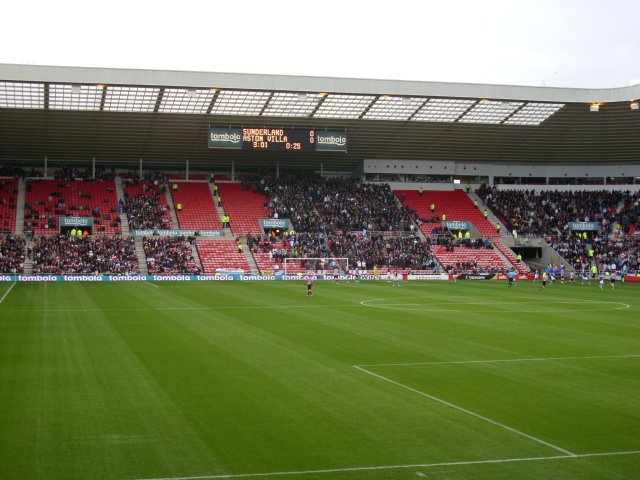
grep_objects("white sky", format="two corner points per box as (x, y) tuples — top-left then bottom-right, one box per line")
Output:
(2, 0), (639, 88)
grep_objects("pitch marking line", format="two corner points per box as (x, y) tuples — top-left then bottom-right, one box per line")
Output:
(9, 307), (212, 313)
(359, 353), (640, 368)
(0, 281), (16, 305)
(144, 281), (160, 288)
(353, 365), (575, 456)
(359, 298), (630, 312)
(128, 450), (640, 480)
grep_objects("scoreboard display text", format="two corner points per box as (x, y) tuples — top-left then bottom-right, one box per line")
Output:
(208, 127), (347, 152)
(243, 128), (315, 151)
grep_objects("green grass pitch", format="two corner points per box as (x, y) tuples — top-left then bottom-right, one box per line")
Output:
(0, 279), (639, 480)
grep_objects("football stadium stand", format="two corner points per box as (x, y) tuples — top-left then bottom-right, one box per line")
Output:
(397, 189), (499, 238)
(0, 178), (18, 233)
(430, 244), (511, 272)
(216, 183), (266, 235)
(124, 181), (173, 230)
(195, 239), (250, 274)
(24, 179), (120, 235)
(494, 240), (528, 273)
(0, 234), (25, 273)
(143, 236), (200, 274)
(169, 182), (222, 231)
(31, 235), (138, 274)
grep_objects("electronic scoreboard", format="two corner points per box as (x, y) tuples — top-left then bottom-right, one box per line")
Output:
(243, 128), (315, 151)
(208, 127), (347, 152)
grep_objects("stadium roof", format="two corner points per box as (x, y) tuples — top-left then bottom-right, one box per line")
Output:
(1, 64), (639, 172)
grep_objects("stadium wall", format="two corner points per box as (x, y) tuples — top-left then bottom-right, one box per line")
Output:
(364, 160), (640, 182)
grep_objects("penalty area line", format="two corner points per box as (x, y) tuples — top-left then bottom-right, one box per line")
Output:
(127, 450), (640, 480)
(354, 365), (575, 456)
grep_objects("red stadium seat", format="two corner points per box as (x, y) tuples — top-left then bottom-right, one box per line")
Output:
(195, 239), (250, 274)
(0, 178), (18, 233)
(217, 183), (267, 235)
(170, 182), (222, 230)
(24, 179), (120, 235)
(397, 189), (499, 238)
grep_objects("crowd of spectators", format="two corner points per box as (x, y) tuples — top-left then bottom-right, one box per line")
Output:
(327, 235), (436, 270)
(247, 229), (436, 271)
(54, 167), (116, 181)
(255, 175), (415, 235)
(313, 178), (413, 233)
(247, 232), (331, 263)
(246, 174), (435, 270)
(0, 165), (26, 177)
(0, 179), (18, 232)
(124, 183), (171, 230)
(0, 235), (25, 273)
(479, 186), (640, 271)
(547, 233), (639, 273)
(143, 236), (201, 274)
(32, 235), (139, 274)
(433, 235), (492, 251)
(479, 187), (639, 236)
(257, 174), (325, 232)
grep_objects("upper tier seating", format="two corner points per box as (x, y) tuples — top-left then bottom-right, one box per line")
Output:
(124, 181), (173, 230)
(167, 174), (209, 181)
(24, 179), (120, 235)
(0, 178), (18, 233)
(170, 182), (222, 230)
(430, 245), (510, 272)
(217, 183), (266, 235)
(397, 189), (499, 238)
(315, 179), (413, 233)
(195, 239), (250, 274)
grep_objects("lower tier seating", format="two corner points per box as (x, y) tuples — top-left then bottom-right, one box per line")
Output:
(430, 245), (511, 272)
(494, 240), (527, 273)
(195, 239), (250, 274)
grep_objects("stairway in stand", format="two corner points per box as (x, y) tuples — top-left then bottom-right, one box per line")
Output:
(494, 240), (528, 273)
(134, 237), (148, 275)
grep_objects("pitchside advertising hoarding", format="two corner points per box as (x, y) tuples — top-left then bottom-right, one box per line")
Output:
(2, 274), (638, 282)
(132, 229), (225, 237)
(208, 127), (347, 152)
